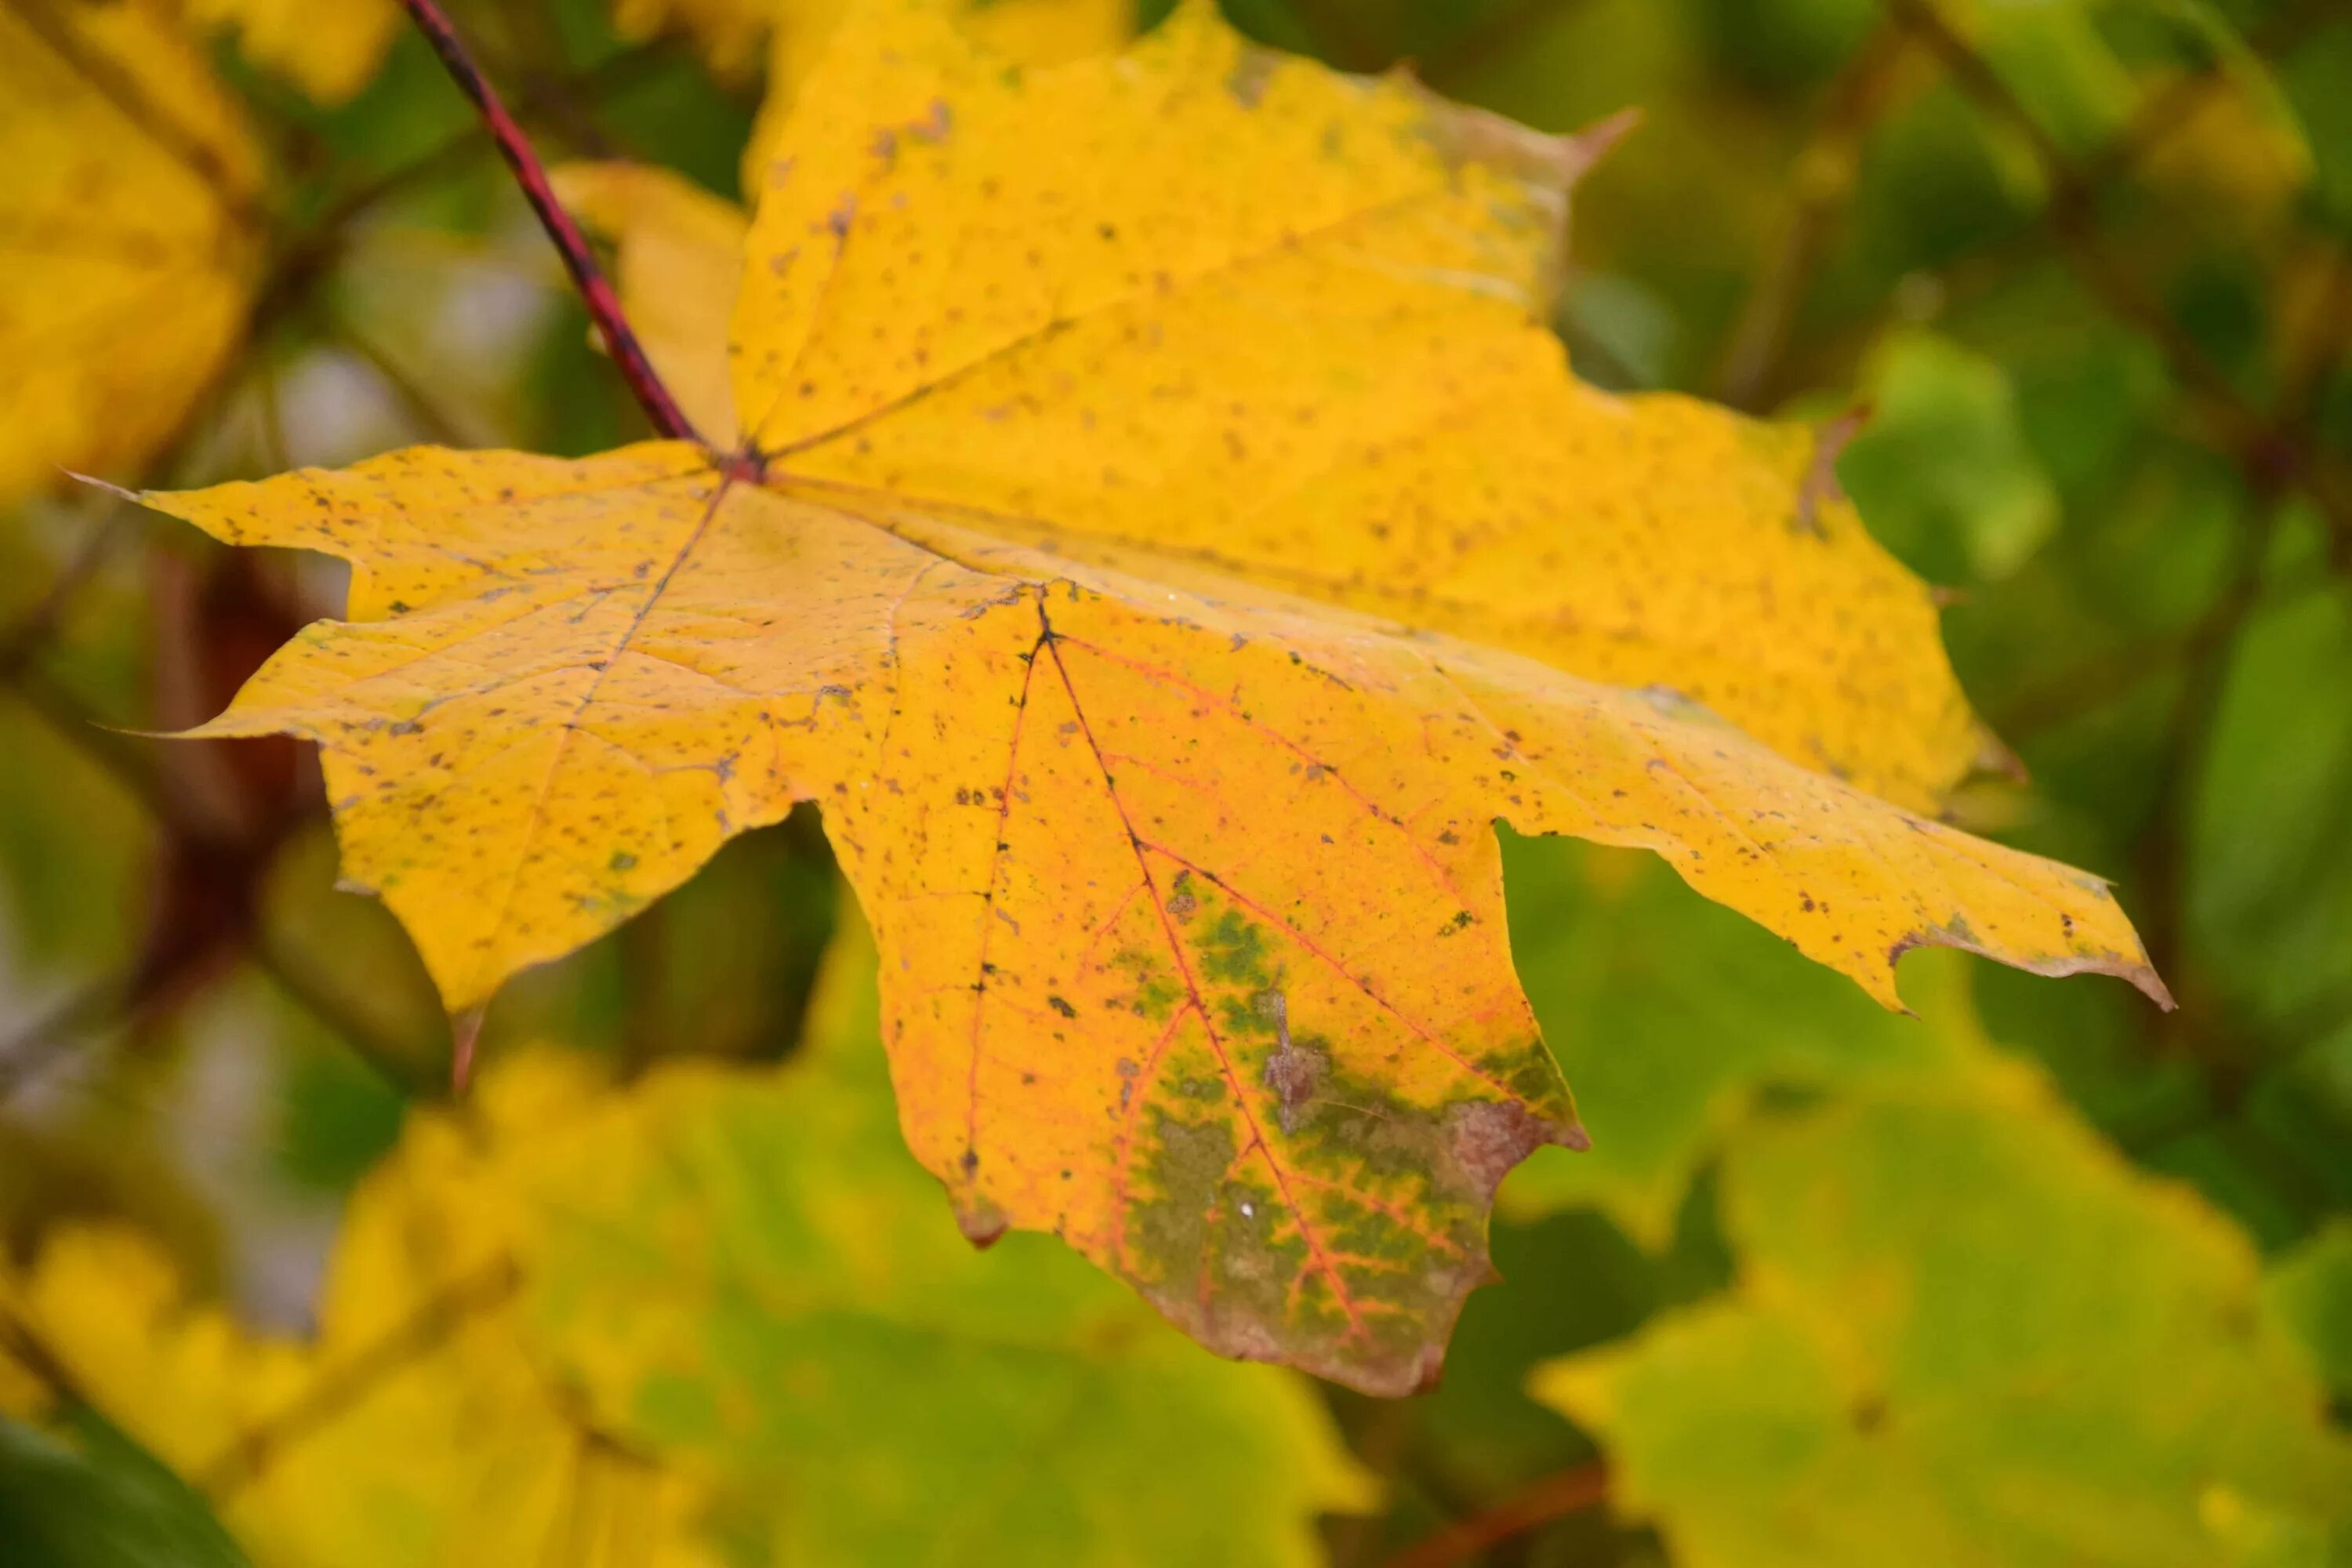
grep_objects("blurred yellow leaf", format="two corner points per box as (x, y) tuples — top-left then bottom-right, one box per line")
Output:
(136, 1), (2163, 1392)
(612, 0), (1131, 87)
(557, 162), (752, 445)
(611, 0), (779, 77)
(183, 0), (401, 103)
(2138, 67), (2315, 234)
(0, 0), (266, 503)
(0, 911), (1369, 1565)
(0, 1120), (717, 1568)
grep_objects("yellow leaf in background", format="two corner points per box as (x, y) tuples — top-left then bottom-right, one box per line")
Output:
(515, 909), (1372, 1564)
(139, 2), (2165, 1392)
(2136, 67), (2314, 233)
(556, 162), (752, 445)
(0, 0), (265, 505)
(612, 0), (780, 77)
(0, 914), (1368, 1565)
(183, 0), (401, 104)
(0, 1103), (723, 1568)
(612, 0), (1131, 93)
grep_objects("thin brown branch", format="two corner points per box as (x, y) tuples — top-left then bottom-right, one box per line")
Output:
(310, 41), (676, 239)
(326, 313), (478, 448)
(1716, 23), (1911, 408)
(394, 0), (702, 445)
(0, 1302), (91, 1412)
(0, 971), (135, 1105)
(1384, 1461), (1610, 1568)
(1884, 0), (2352, 544)
(2, 666), (432, 1098)
(197, 1255), (521, 1498)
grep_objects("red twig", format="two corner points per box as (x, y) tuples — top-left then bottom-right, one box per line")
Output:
(1385, 1461), (1610, 1568)
(395, 0), (702, 445)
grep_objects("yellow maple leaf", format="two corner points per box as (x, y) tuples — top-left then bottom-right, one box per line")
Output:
(182, 0), (402, 103)
(136, 1), (2165, 1392)
(744, 0), (1135, 190)
(0, 0), (266, 505)
(615, 0), (1130, 83)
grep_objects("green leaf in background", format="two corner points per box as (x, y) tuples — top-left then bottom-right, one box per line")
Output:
(0, 1412), (250, 1568)
(1966, 0), (2136, 162)
(2193, 586), (2352, 1029)
(1534, 1067), (2352, 1568)
(1494, 834), (1976, 1247)
(0, 902), (1370, 1568)
(1838, 328), (2063, 583)
(2268, 1221), (2352, 1405)
(2278, 16), (2352, 231)
(518, 909), (1372, 1566)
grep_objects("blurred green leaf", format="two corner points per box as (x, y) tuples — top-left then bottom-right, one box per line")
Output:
(2192, 587), (2352, 1027)
(0, 1412), (249, 1568)
(2278, 19), (2352, 230)
(1537, 1068), (2352, 1568)
(1495, 836), (1974, 1247)
(2, 908), (1372, 1567)
(2267, 1221), (2352, 1403)
(1969, 0), (2136, 160)
(520, 909), (1373, 1565)
(1840, 327), (2063, 582)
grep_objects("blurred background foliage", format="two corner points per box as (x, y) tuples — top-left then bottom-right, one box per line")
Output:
(1, 0), (2348, 1563)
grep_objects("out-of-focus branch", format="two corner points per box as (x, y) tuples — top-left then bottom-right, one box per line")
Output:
(0, 510), (132, 677)
(2077, 0), (2337, 194)
(309, 40), (677, 238)
(325, 313), (478, 448)
(197, 1255), (521, 1498)
(1884, 0), (2352, 550)
(0, 667), (432, 1098)
(395, 0), (702, 444)
(1384, 1461), (1610, 1568)
(0, 1303), (90, 1410)
(1717, 22), (1912, 409)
